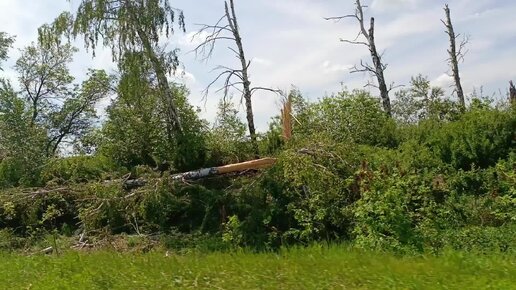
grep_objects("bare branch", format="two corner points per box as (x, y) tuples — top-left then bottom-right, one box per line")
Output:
(324, 15), (359, 22)
(340, 39), (368, 46)
(388, 83), (404, 92)
(250, 86), (282, 96)
(350, 60), (376, 75)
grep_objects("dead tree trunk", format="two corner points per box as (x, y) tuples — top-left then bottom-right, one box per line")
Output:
(510, 81), (516, 105)
(367, 17), (391, 116)
(171, 157), (276, 181)
(443, 4), (466, 111)
(326, 0), (392, 116)
(119, 158), (277, 188)
(193, 0), (281, 158)
(224, 0), (259, 157)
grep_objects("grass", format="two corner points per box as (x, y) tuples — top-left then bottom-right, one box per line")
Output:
(0, 246), (515, 289)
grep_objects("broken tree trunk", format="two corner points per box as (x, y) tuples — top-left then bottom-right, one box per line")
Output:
(367, 17), (391, 116)
(281, 94), (292, 141)
(115, 158), (276, 190)
(171, 157), (277, 181)
(510, 80), (516, 105)
(443, 4), (466, 111)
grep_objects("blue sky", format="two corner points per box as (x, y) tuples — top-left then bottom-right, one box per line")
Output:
(1, 0), (515, 131)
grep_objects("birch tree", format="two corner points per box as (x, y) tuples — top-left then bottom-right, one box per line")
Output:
(40, 0), (186, 137)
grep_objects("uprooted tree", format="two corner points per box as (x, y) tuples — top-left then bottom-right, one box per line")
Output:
(443, 4), (467, 111)
(39, 0), (186, 140)
(326, 0), (393, 116)
(193, 0), (279, 157)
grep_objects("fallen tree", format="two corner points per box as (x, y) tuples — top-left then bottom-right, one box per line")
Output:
(171, 157), (277, 181)
(121, 157), (277, 190)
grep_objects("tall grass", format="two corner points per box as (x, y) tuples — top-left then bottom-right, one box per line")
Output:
(1, 245), (515, 289)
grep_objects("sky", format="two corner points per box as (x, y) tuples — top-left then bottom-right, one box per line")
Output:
(0, 0), (515, 131)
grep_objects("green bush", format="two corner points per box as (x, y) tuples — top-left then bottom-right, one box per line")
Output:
(0, 158), (24, 188)
(440, 225), (516, 253)
(41, 155), (117, 185)
(295, 90), (397, 147)
(415, 108), (514, 170)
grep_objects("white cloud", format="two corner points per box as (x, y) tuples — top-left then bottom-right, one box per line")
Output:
(168, 67), (197, 88)
(252, 57), (273, 66)
(178, 30), (211, 48)
(322, 60), (352, 74)
(431, 73), (454, 88)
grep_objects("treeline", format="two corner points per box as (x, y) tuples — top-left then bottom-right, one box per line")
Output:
(0, 87), (514, 253)
(0, 1), (515, 253)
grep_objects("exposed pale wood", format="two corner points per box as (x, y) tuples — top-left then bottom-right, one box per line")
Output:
(171, 157), (277, 181)
(216, 158), (277, 174)
(282, 94), (292, 141)
(99, 158), (278, 188)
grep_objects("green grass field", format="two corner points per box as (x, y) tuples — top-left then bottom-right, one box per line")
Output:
(1, 246), (515, 289)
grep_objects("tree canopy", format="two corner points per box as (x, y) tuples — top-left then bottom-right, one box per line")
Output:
(39, 0), (187, 135)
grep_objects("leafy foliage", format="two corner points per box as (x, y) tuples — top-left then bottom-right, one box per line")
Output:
(206, 98), (254, 165)
(0, 3), (514, 257)
(0, 32), (14, 70)
(295, 90), (397, 147)
(98, 52), (208, 171)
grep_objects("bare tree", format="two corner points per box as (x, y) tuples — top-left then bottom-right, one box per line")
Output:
(193, 0), (279, 157)
(510, 80), (516, 105)
(442, 4), (467, 111)
(326, 0), (393, 116)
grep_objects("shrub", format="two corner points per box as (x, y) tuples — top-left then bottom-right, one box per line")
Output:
(423, 108), (514, 170)
(295, 90), (397, 147)
(41, 155), (117, 185)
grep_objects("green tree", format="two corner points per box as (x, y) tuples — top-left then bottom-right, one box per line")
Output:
(99, 52), (207, 171)
(0, 32), (14, 70)
(15, 42), (113, 156)
(296, 90), (396, 147)
(15, 42), (76, 125)
(0, 80), (47, 187)
(393, 75), (460, 124)
(207, 97), (252, 165)
(40, 0), (186, 137)
(46, 69), (114, 156)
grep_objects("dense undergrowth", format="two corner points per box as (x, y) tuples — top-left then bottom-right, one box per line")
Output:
(1, 87), (514, 254)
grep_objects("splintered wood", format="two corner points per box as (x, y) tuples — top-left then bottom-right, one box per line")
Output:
(171, 158), (277, 181)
